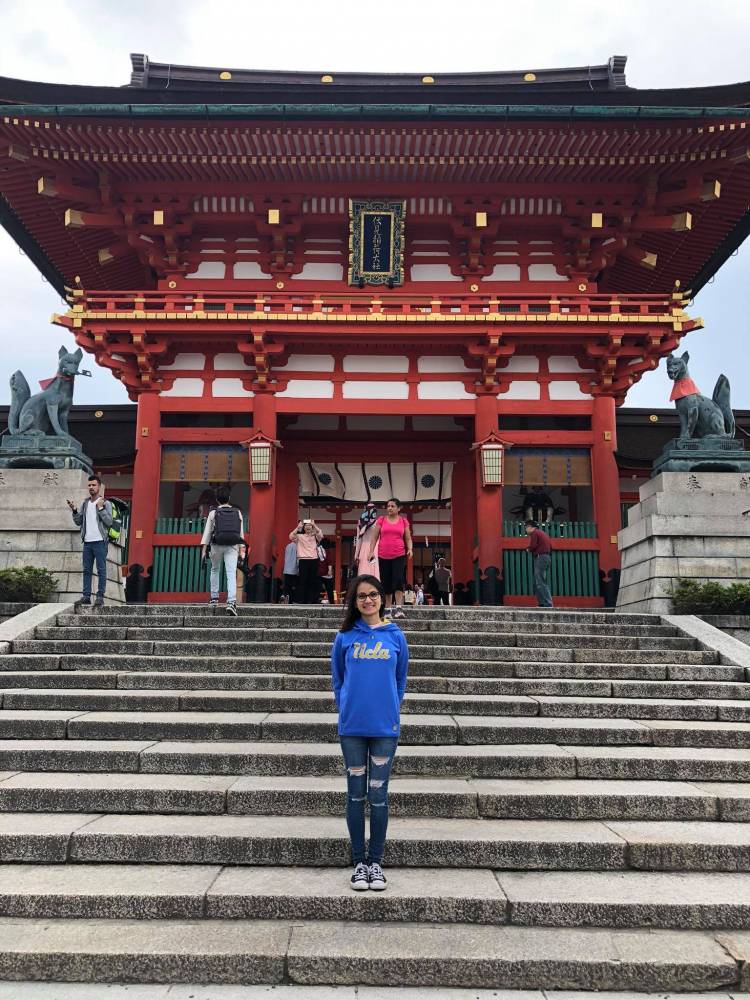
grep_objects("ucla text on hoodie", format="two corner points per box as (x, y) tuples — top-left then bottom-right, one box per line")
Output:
(331, 620), (409, 737)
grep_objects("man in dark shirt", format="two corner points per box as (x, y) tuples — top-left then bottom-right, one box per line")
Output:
(525, 520), (553, 608)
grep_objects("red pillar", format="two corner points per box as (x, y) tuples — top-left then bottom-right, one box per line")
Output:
(591, 394), (622, 604)
(474, 394), (503, 604)
(128, 391), (161, 574)
(450, 452), (477, 598)
(273, 449), (300, 580)
(246, 392), (278, 602)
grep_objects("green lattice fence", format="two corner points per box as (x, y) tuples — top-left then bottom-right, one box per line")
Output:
(503, 548), (600, 598)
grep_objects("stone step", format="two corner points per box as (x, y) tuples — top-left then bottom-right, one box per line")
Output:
(54, 616), (680, 637)
(33, 626), (699, 652)
(2, 709), (739, 749)
(70, 605), (661, 624)
(8, 668), (746, 702)
(61, 813), (631, 868)
(3, 864), (750, 930)
(0, 772), (234, 814)
(497, 869), (750, 929)
(6, 686), (749, 723)
(223, 775), (720, 821)
(0, 688), (540, 718)
(0, 773), (737, 821)
(4, 649), (722, 673)
(1, 811), (746, 871)
(15, 637), (707, 660)
(0, 917), (737, 989)
(2, 738), (750, 782)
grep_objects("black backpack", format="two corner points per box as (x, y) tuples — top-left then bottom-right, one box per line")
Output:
(212, 506), (243, 546)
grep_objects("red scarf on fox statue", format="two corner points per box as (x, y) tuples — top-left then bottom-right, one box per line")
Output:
(669, 377), (701, 401)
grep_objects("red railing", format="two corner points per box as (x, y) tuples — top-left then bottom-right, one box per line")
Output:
(75, 288), (683, 321)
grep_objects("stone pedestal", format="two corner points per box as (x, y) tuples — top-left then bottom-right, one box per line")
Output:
(0, 469), (125, 603)
(616, 472), (750, 615)
(0, 434), (93, 473)
(652, 435), (750, 476)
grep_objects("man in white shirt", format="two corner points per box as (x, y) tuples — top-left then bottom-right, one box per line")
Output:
(200, 488), (246, 616)
(67, 475), (114, 607)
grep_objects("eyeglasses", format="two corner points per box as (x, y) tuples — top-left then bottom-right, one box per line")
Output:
(356, 592), (381, 602)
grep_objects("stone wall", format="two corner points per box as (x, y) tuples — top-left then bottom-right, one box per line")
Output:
(701, 615), (750, 647)
(0, 602), (33, 625)
(0, 469), (125, 603)
(616, 472), (750, 615)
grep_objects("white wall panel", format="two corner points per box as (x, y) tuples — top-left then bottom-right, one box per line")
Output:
(548, 355), (595, 373)
(410, 264), (462, 281)
(272, 354), (335, 372)
(293, 262), (344, 280)
(528, 263), (566, 281)
(185, 261), (226, 279)
(214, 354), (252, 370)
(417, 381), (475, 400)
(212, 379), (254, 398)
(158, 353), (205, 371)
(159, 378), (204, 398)
(276, 380), (334, 398)
(343, 381), (409, 399)
(548, 380), (592, 400)
(483, 264), (521, 281)
(500, 356), (540, 373)
(232, 261), (266, 278)
(417, 356), (474, 373)
(502, 381), (541, 400)
(343, 355), (409, 373)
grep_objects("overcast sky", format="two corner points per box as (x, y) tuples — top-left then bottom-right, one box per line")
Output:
(1, 0), (748, 410)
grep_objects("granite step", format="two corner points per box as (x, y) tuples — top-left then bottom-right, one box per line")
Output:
(63, 814), (629, 868)
(0, 917), (738, 989)
(71, 605), (661, 624)
(497, 869), (750, 929)
(10, 667), (743, 700)
(33, 626), (701, 653)
(13, 709), (745, 748)
(6, 686), (747, 723)
(0, 688), (540, 718)
(4, 863), (750, 930)
(4, 864), (750, 930)
(50, 618), (681, 637)
(224, 775), (720, 821)
(0, 811), (743, 871)
(13, 638), (711, 661)
(1, 738), (749, 782)
(5, 646), (722, 670)
(0, 773), (735, 821)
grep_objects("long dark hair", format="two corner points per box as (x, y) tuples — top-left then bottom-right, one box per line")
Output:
(340, 574), (386, 632)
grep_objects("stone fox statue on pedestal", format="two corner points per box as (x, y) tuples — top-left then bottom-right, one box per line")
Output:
(666, 351), (734, 441)
(8, 346), (84, 438)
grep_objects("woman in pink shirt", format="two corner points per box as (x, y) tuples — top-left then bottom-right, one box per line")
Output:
(368, 498), (413, 618)
(290, 519), (324, 604)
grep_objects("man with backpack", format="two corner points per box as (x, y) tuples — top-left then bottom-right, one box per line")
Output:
(200, 488), (245, 616)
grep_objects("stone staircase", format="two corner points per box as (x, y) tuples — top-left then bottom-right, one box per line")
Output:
(1, 603), (750, 990)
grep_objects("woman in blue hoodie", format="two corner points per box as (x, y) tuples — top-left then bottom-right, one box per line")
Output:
(331, 573), (409, 892)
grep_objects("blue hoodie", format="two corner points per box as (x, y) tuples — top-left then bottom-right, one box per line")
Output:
(331, 619), (409, 737)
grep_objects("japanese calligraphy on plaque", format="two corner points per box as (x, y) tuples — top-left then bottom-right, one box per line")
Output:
(348, 199), (406, 287)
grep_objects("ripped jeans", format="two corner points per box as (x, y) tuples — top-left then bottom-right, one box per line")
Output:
(339, 735), (398, 865)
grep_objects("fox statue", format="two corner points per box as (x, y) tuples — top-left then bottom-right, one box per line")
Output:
(665, 351), (734, 441)
(8, 346), (84, 438)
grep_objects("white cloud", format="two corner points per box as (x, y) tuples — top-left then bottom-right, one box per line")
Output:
(1, 0), (749, 408)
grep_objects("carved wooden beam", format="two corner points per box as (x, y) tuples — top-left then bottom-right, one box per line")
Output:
(37, 177), (101, 206)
